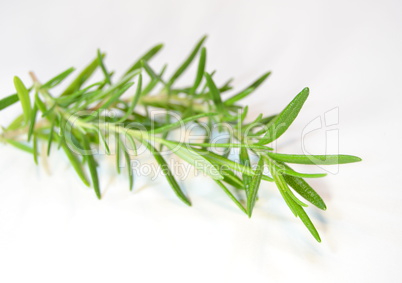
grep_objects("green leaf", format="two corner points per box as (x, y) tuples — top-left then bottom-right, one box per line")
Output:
(81, 135), (101, 199)
(214, 180), (247, 214)
(4, 138), (34, 154)
(77, 82), (129, 113)
(267, 157), (320, 241)
(204, 72), (224, 113)
(143, 139), (191, 206)
(193, 149), (273, 182)
(7, 114), (24, 131)
(61, 55), (102, 96)
(284, 185), (308, 207)
(292, 201), (321, 242)
(41, 103), (56, 118)
(190, 47), (207, 94)
(40, 67), (75, 89)
(246, 157), (264, 217)
(47, 120), (55, 156)
(27, 102), (38, 142)
(13, 76), (31, 123)
(220, 168), (244, 189)
(283, 173), (326, 210)
(97, 49), (111, 85)
(162, 141), (224, 181)
(141, 64), (167, 95)
(95, 82), (134, 113)
(239, 146), (252, 191)
(123, 134), (137, 155)
(98, 130), (110, 154)
(56, 82), (104, 106)
(33, 134), (38, 165)
(167, 35), (207, 87)
(274, 161), (327, 178)
(123, 43), (164, 77)
(224, 71), (271, 106)
(267, 152), (362, 165)
(119, 139), (134, 191)
(0, 94), (19, 111)
(246, 114), (277, 136)
(117, 74), (142, 123)
(115, 133), (121, 174)
(60, 138), (90, 187)
(279, 183), (321, 241)
(257, 87), (309, 145)
(34, 92), (47, 114)
(142, 60), (165, 84)
(239, 106), (249, 124)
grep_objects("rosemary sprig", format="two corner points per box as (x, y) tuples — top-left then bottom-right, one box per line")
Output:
(0, 36), (361, 242)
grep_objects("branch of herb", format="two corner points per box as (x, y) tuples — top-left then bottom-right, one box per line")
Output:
(0, 36), (362, 242)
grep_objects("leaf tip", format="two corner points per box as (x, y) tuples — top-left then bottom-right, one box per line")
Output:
(153, 43), (164, 53)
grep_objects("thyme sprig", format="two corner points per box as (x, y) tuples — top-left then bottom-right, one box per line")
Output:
(0, 36), (361, 241)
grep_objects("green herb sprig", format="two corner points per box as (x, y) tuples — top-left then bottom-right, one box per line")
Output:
(0, 36), (361, 242)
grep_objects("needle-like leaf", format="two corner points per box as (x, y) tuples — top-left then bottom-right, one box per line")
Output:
(141, 64), (167, 96)
(194, 149), (273, 182)
(117, 74), (142, 123)
(0, 94), (19, 111)
(27, 102), (38, 142)
(274, 161), (327, 178)
(33, 134), (38, 164)
(115, 133), (121, 174)
(224, 71), (271, 106)
(98, 130), (110, 154)
(40, 67), (75, 89)
(292, 201), (321, 242)
(220, 168), (244, 189)
(190, 47), (207, 95)
(162, 140), (224, 181)
(143, 140), (191, 206)
(279, 183), (321, 242)
(204, 72), (224, 113)
(283, 173), (326, 210)
(4, 138), (34, 154)
(13, 76), (31, 123)
(61, 55), (102, 96)
(246, 157), (264, 217)
(94, 82), (134, 113)
(81, 135), (101, 199)
(119, 139), (134, 191)
(167, 35), (207, 87)
(257, 87), (309, 145)
(267, 157), (321, 241)
(34, 93), (47, 114)
(60, 138), (90, 187)
(267, 152), (362, 165)
(239, 146), (252, 191)
(123, 43), (164, 77)
(47, 120), (55, 156)
(97, 49), (111, 85)
(215, 180), (247, 214)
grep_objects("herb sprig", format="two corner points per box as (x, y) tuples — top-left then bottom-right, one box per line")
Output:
(0, 36), (361, 241)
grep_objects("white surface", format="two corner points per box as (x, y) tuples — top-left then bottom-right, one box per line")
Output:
(1, 0), (402, 282)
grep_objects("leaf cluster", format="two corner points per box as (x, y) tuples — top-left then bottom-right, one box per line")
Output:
(0, 36), (361, 242)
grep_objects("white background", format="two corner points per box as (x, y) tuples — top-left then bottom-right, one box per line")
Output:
(1, 0), (401, 282)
